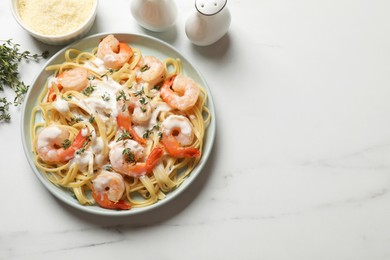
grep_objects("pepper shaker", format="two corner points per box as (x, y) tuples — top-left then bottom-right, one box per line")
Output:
(130, 0), (178, 32)
(185, 0), (231, 46)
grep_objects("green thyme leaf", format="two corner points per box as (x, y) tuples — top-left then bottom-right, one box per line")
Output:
(122, 148), (136, 163)
(0, 39), (48, 122)
(140, 65), (150, 72)
(62, 139), (71, 149)
(82, 85), (95, 96)
(117, 129), (131, 142)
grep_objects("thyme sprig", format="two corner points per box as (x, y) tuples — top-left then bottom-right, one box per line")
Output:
(0, 39), (49, 122)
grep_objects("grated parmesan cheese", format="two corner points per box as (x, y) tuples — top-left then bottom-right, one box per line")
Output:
(17, 0), (95, 36)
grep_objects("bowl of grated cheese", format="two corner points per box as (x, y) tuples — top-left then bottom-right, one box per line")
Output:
(11, 0), (98, 45)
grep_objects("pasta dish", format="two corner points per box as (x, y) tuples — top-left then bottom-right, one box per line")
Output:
(31, 34), (210, 210)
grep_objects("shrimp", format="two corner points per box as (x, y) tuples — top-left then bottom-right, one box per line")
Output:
(136, 56), (165, 87)
(97, 34), (133, 70)
(161, 115), (201, 158)
(128, 96), (152, 124)
(109, 139), (163, 177)
(92, 170), (131, 210)
(46, 67), (88, 102)
(116, 100), (147, 145)
(58, 67), (89, 92)
(160, 74), (200, 111)
(36, 126), (89, 164)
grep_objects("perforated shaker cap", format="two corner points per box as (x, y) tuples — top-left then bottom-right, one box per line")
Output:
(195, 0), (227, 16)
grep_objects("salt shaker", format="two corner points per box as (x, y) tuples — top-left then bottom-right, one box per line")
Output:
(130, 0), (178, 32)
(185, 0), (231, 46)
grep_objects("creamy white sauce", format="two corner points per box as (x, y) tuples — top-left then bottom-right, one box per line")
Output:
(83, 78), (122, 124)
(53, 98), (70, 114)
(91, 137), (105, 167)
(81, 128), (89, 137)
(70, 109), (89, 122)
(37, 126), (63, 149)
(71, 150), (93, 172)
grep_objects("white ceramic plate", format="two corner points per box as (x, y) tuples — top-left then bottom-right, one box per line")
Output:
(21, 33), (216, 216)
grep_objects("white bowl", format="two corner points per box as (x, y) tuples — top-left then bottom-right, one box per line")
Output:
(10, 0), (98, 45)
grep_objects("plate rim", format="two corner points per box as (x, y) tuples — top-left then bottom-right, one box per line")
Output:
(20, 32), (216, 216)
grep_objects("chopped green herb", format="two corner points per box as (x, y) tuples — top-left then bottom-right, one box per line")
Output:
(116, 90), (128, 101)
(104, 165), (113, 171)
(82, 85), (95, 96)
(117, 129), (132, 142)
(133, 87), (144, 97)
(101, 68), (114, 79)
(143, 124), (160, 139)
(76, 134), (91, 155)
(76, 148), (85, 155)
(122, 148), (136, 163)
(69, 116), (83, 125)
(62, 139), (71, 149)
(101, 93), (110, 101)
(89, 115), (95, 124)
(140, 65), (150, 72)
(143, 129), (152, 139)
(139, 96), (148, 105)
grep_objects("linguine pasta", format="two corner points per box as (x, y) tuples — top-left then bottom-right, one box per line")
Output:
(31, 35), (210, 210)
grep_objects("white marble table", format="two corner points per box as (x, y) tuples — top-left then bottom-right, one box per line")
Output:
(2, 0), (390, 259)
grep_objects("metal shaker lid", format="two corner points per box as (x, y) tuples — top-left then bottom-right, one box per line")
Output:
(195, 0), (227, 16)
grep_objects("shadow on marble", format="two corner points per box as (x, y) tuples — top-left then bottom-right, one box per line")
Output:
(138, 25), (179, 46)
(189, 33), (231, 59)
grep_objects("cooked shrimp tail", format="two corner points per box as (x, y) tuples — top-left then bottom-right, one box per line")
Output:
(57, 128), (89, 161)
(161, 134), (200, 158)
(160, 115), (200, 158)
(145, 146), (164, 172)
(92, 191), (131, 210)
(36, 126), (89, 164)
(124, 146), (163, 177)
(72, 128), (89, 148)
(117, 113), (147, 145)
(109, 141), (163, 178)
